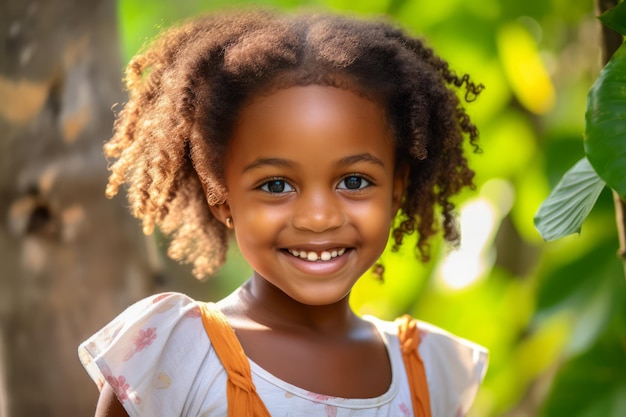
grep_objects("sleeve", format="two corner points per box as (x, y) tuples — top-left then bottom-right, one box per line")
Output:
(417, 321), (488, 417)
(78, 292), (213, 417)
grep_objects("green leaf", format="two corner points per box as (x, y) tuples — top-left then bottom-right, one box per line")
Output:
(534, 157), (606, 241)
(584, 42), (626, 199)
(541, 307), (626, 417)
(598, 1), (626, 36)
(536, 236), (618, 313)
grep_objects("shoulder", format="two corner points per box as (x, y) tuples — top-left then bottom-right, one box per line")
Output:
(79, 292), (224, 416)
(367, 315), (488, 417)
(415, 321), (488, 417)
(79, 292), (203, 370)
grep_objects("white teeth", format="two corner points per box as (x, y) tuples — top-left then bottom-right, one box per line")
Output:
(288, 248), (347, 262)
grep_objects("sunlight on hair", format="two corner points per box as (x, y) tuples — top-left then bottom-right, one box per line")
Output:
(438, 179), (515, 290)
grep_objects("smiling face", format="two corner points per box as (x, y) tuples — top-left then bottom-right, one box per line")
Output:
(212, 85), (405, 306)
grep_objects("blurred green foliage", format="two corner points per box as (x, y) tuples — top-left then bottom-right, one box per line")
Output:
(117, 0), (626, 415)
(535, 2), (626, 244)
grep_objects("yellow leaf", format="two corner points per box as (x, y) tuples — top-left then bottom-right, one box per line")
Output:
(497, 22), (556, 115)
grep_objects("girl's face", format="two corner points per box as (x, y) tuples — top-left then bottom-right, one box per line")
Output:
(213, 85), (405, 306)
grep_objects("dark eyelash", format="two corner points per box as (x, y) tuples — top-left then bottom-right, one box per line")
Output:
(255, 176), (290, 188)
(341, 173), (375, 185)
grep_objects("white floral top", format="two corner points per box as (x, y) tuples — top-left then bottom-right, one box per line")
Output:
(79, 292), (488, 417)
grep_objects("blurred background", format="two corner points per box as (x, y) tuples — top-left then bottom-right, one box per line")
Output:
(1, 0), (625, 416)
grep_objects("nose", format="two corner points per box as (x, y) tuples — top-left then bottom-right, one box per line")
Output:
(292, 188), (345, 232)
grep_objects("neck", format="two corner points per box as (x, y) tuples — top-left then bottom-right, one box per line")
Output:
(238, 273), (357, 334)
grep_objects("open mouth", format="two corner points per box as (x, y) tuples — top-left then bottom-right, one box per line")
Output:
(286, 248), (347, 262)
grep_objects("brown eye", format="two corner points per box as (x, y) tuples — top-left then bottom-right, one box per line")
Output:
(338, 175), (370, 190)
(260, 179), (294, 193)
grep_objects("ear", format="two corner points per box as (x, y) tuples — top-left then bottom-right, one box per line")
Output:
(209, 202), (232, 228)
(391, 164), (408, 215)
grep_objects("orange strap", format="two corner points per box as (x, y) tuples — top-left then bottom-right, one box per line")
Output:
(199, 303), (430, 417)
(199, 303), (271, 417)
(396, 314), (432, 417)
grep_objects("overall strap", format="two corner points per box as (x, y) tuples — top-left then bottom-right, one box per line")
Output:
(199, 302), (271, 417)
(396, 315), (432, 417)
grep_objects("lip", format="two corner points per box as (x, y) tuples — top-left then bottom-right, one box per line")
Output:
(280, 248), (352, 275)
(283, 241), (349, 251)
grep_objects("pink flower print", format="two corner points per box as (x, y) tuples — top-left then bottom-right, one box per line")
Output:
(399, 402), (411, 416)
(306, 392), (337, 417)
(152, 293), (173, 304)
(307, 392), (333, 401)
(152, 293), (180, 313)
(134, 327), (157, 351)
(324, 405), (337, 417)
(122, 327), (157, 361)
(185, 305), (201, 318)
(106, 375), (130, 402)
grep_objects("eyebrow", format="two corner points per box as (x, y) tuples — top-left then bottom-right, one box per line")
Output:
(242, 158), (295, 173)
(337, 153), (385, 168)
(241, 153), (385, 173)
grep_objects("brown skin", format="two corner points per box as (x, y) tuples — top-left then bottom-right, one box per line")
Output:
(95, 383), (129, 417)
(218, 279), (392, 399)
(95, 85), (404, 414)
(212, 85), (403, 397)
(104, 11), (482, 281)
(211, 86), (404, 307)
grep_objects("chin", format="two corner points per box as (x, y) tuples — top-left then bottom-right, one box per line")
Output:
(287, 286), (353, 307)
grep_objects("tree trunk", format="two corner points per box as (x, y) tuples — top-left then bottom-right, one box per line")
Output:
(0, 0), (156, 415)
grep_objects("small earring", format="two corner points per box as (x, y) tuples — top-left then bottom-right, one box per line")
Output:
(225, 217), (234, 229)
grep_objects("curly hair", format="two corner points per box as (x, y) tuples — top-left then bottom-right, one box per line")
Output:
(104, 8), (483, 279)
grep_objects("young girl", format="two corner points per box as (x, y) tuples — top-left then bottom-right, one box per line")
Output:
(79, 8), (488, 417)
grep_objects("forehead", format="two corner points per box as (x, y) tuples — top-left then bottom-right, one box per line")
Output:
(227, 85), (394, 168)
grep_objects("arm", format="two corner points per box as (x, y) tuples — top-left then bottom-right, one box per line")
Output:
(94, 383), (130, 417)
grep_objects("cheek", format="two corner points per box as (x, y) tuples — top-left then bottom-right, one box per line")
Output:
(245, 202), (292, 222)
(351, 190), (395, 222)
(350, 199), (394, 247)
(232, 202), (290, 242)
